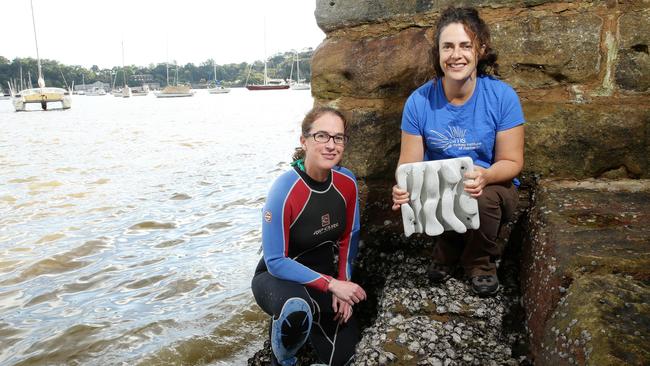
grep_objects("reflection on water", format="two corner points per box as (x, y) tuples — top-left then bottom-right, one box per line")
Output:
(0, 89), (313, 365)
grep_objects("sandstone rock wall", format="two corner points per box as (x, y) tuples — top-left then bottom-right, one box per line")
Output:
(310, 2), (650, 365)
(313, 1), (650, 183)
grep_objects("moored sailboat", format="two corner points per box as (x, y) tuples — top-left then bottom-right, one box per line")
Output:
(208, 85), (230, 94)
(131, 87), (149, 96)
(245, 62), (289, 91)
(154, 84), (193, 98)
(207, 62), (230, 94)
(289, 52), (310, 90)
(245, 20), (289, 91)
(119, 40), (131, 98)
(154, 50), (193, 98)
(246, 81), (289, 91)
(10, 0), (71, 111)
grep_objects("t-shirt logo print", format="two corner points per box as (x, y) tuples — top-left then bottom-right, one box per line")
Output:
(321, 214), (330, 227)
(429, 125), (481, 151)
(430, 125), (466, 150)
(264, 211), (272, 223)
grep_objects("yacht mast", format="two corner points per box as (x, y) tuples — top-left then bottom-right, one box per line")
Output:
(166, 38), (170, 86)
(30, 0), (44, 88)
(175, 62), (179, 86)
(112, 70), (118, 90)
(122, 40), (127, 87)
(19, 65), (24, 91)
(296, 52), (301, 84)
(263, 18), (268, 86)
(289, 51), (294, 84)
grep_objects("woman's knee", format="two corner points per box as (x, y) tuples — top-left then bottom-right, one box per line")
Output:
(252, 273), (313, 316)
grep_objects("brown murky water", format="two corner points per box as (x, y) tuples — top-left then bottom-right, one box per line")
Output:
(0, 89), (313, 365)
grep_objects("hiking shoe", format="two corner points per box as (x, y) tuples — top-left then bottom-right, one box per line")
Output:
(470, 274), (500, 297)
(427, 262), (453, 283)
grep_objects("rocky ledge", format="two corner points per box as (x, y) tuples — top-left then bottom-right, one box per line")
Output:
(351, 248), (529, 366)
(521, 179), (650, 365)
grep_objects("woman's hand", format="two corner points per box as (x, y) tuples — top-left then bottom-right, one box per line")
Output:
(463, 166), (490, 197)
(391, 184), (410, 211)
(393, 132), (424, 211)
(332, 296), (353, 324)
(328, 278), (367, 305)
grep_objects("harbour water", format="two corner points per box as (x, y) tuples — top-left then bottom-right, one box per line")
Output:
(0, 89), (314, 365)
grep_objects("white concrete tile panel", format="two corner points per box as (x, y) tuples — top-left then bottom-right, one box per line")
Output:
(396, 157), (480, 237)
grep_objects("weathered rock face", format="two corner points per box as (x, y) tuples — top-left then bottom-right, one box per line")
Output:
(617, 7), (650, 92)
(312, 27), (434, 177)
(307, 1), (650, 366)
(492, 11), (602, 88)
(312, 28), (434, 100)
(521, 179), (650, 365)
(315, 0), (559, 33)
(523, 103), (649, 178)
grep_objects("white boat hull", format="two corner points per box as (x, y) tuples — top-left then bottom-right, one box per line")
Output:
(86, 89), (106, 96)
(208, 87), (231, 94)
(290, 83), (310, 90)
(12, 87), (72, 111)
(154, 91), (195, 98)
(154, 85), (194, 98)
(112, 87), (131, 98)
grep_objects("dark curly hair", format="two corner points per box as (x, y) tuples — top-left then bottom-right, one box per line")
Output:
(292, 106), (348, 162)
(431, 7), (499, 77)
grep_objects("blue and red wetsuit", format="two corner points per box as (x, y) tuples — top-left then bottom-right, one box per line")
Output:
(256, 164), (360, 289)
(252, 165), (361, 365)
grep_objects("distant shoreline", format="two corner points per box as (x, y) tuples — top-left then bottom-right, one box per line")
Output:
(0, 49), (313, 91)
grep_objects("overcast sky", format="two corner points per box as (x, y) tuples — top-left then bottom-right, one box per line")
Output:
(0, 0), (326, 68)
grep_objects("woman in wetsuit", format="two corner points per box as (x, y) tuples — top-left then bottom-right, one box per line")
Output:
(252, 106), (367, 366)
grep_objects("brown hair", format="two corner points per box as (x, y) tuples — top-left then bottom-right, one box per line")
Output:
(431, 7), (499, 77)
(292, 106), (348, 162)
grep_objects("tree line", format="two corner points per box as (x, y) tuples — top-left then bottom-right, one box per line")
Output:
(0, 49), (313, 92)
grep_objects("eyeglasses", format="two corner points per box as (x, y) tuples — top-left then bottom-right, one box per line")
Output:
(305, 131), (349, 145)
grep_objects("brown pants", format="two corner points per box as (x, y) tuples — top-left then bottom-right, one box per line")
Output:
(432, 181), (518, 277)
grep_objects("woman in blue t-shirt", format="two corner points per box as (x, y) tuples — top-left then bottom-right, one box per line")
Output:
(391, 6), (525, 297)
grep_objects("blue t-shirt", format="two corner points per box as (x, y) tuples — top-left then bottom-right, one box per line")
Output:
(402, 76), (524, 172)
